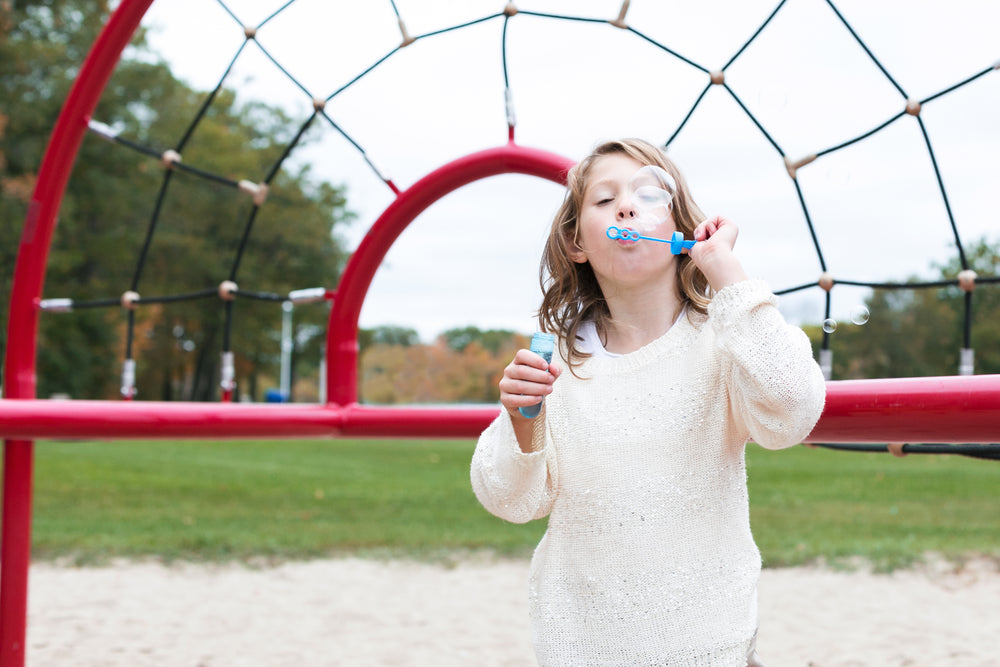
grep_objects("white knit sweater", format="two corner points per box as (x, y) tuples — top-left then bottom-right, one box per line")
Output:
(471, 280), (826, 666)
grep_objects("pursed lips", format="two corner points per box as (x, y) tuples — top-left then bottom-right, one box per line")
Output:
(616, 227), (638, 246)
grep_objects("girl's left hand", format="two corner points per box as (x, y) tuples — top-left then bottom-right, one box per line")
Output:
(686, 215), (748, 290)
(691, 215), (738, 251)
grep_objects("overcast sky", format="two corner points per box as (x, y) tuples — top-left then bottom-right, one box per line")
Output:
(136, 0), (1000, 341)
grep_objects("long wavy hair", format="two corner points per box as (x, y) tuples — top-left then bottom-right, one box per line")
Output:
(538, 138), (711, 373)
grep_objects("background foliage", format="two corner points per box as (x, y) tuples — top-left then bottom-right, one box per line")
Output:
(2, 2), (998, 406)
(1, 1), (351, 401)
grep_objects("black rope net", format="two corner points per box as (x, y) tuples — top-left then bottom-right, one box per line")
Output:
(39, 0), (999, 456)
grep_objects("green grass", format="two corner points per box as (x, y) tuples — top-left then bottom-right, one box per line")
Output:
(748, 444), (1000, 570)
(19, 439), (1000, 568)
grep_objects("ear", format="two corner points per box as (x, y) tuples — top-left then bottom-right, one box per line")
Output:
(564, 225), (588, 264)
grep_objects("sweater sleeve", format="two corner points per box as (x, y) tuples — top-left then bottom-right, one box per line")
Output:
(708, 279), (826, 450)
(470, 408), (558, 524)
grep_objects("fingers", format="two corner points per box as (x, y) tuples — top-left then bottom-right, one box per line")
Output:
(692, 217), (718, 242)
(499, 348), (559, 413)
(687, 216), (749, 289)
(691, 216), (738, 248)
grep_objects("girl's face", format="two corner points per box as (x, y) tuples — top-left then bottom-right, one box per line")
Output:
(570, 153), (678, 291)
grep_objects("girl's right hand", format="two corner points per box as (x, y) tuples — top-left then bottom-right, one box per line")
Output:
(499, 348), (561, 419)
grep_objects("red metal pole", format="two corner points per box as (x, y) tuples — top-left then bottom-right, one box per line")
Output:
(807, 374), (1000, 444)
(326, 142), (573, 406)
(0, 1), (154, 664)
(0, 374), (997, 442)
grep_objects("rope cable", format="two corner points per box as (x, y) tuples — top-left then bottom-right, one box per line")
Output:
(723, 0), (788, 70)
(823, 0), (908, 98)
(48, 1), (998, 417)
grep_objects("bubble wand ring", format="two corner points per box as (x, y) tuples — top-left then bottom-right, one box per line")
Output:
(606, 226), (697, 255)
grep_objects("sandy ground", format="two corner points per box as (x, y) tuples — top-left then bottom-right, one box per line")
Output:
(25, 556), (1000, 666)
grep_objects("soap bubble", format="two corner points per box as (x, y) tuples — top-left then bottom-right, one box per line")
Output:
(822, 318), (838, 334)
(850, 305), (870, 325)
(628, 165), (675, 231)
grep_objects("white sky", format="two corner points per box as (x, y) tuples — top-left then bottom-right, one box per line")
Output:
(136, 0), (1000, 341)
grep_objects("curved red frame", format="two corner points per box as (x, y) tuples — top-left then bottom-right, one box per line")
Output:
(1, 1), (156, 663)
(1, 1), (999, 666)
(326, 142), (574, 405)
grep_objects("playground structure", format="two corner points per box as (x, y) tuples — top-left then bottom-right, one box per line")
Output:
(1, 1), (1000, 665)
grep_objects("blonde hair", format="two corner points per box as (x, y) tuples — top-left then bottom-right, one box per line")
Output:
(538, 138), (711, 372)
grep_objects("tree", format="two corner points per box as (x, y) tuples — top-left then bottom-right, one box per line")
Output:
(809, 237), (1000, 379)
(1, 1), (118, 393)
(440, 326), (519, 355)
(358, 325), (421, 355)
(360, 329), (528, 404)
(2, 2), (354, 400)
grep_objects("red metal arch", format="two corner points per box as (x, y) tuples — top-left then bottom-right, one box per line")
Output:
(326, 142), (573, 405)
(1, 2), (155, 664)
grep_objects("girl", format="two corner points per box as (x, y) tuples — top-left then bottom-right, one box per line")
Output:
(470, 139), (826, 665)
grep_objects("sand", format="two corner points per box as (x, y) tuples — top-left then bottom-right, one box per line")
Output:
(25, 556), (1000, 666)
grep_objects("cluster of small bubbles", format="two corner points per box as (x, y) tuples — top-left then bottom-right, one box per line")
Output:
(823, 306), (870, 334)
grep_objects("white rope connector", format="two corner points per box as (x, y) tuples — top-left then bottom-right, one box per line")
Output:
(312, 97), (327, 112)
(120, 290), (140, 310)
(993, 59), (1000, 70)
(288, 287), (327, 304)
(87, 119), (119, 141)
(238, 180), (269, 206)
(710, 70), (725, 85)
(959, 348), (975, 376)
(39, 298), (74, 313)
(220, 351), (236, 392)
(784, 154), (817, 180)
(218, 280), (238, 300)
(905, 98), (921, 116)
(121, 358), (136, 399)
(161, 149), (181, 169)
(503, 2), (518, 17)
(819, 348), (832, 381)
(958, 269), (977, 292)
(504, 87), (517, 129)
(397, 17), (416, 47)
(609, 0), (630, 29)
(244, 25), (257, 40)
(818, 272), (834, 292)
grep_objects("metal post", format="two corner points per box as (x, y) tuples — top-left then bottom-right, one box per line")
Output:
(281, 301), (293, 400)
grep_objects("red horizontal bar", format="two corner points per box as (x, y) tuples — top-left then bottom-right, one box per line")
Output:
(0, 401), (346, 440)
(0, 400), (500, 440)
(808, 374), (1000, 444)
(0, 375), (997, 443)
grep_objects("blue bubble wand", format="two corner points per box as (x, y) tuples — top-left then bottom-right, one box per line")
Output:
(606, 227), (697, 255)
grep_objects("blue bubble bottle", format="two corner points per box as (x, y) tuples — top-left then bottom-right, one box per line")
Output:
(518, 332), (556, 419)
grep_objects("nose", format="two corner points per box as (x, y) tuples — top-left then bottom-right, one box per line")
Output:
(617, 196), (636, 221)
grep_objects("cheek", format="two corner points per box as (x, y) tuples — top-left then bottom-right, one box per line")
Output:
(655, 207), (679, 234)
(577, 213), (602, 241)
(667, 203), (694, 233)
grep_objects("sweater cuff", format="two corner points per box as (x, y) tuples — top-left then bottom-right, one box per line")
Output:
(495, 407), (549, 461)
